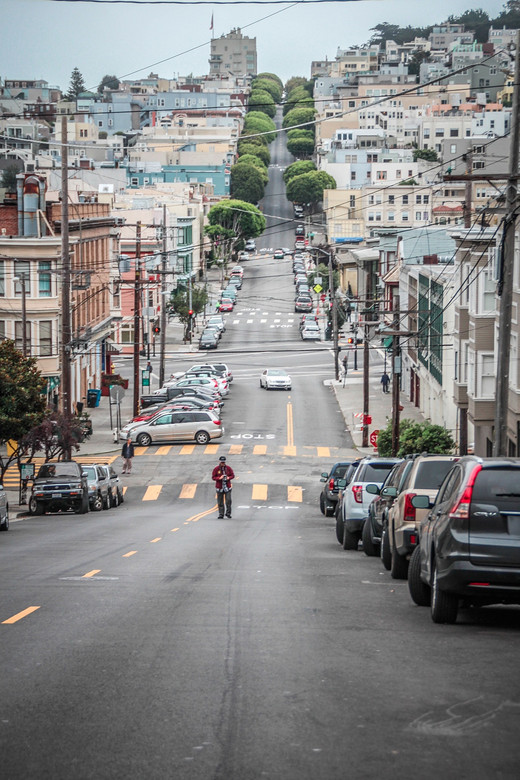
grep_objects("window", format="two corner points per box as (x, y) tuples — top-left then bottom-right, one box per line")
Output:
(388, 195), (394, 204)
(416, 195), (421, 204)
(39, 261), (51, 297)
(402, 195), (408, 204)
(15, 320), (31, 354)
(402, 212), (409, 221)
(350, 195), (356, 208)
(481, 268), (496, 312)
(376, 170), (387, 180)
(415, 211), (422, 220)
(478, 353), (495, 397)
(0, 320), (4, 339)
(450, 144), (457, 153)
(388, 212), (395, 222)
(423, 195), (429, 204)
(14, 260), (30, 296)
(450, 128), (459, 137)
(0, 261), (4, 297)
(39, 321), (52, 356)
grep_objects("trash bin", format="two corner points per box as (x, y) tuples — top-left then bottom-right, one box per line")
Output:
(87, 389), (101, 408)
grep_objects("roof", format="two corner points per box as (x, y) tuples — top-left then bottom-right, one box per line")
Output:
(397, 226), (456, 264)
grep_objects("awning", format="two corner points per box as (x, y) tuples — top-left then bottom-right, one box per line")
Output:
(104, 338), (122, 354)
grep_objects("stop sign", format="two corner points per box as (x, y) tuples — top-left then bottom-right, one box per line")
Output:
(369, 429), (379, 447)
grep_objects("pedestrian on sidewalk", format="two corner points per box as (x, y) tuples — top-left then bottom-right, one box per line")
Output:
(212, 455), (235, 518)
(146, 360), (152, 374)
(121, 437), (135, 474)
(381, 372), (390, 393)
(342, 354), (348, 375)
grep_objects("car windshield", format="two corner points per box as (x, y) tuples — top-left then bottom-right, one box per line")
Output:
(414, 460), (456, 489)
(472, 468), (520, 510)
(357, 463), (396, 482)
(268, 370), (287, 376)
(38, 463), (79, 478)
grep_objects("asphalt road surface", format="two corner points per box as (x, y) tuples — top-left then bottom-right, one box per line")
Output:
(1, 126), (520, 780)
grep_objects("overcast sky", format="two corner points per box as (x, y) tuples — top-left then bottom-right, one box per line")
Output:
(0, 0), (508, 92)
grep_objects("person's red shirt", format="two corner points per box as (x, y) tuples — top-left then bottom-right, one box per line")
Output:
(212, 463), (235, 490)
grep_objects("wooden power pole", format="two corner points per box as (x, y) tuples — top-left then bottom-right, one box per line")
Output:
(133, 222), (141, 418)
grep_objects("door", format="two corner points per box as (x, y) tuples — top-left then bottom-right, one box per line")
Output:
(150, 414), (174, 442)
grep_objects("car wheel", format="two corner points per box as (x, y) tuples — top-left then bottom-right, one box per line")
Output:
(362, 517), (378, 557)
(390, 540), (409, 580)
(195, 430), (210, 445)
(137, 432), (152, 446)
(118, 489), (124, 505)
(319, 493), (326, 516)
(408, 547), (430, 607)
(103, 492), (111, 510)
(342, 523), (359, 550)
(431, 559), (458, 624)
(76, 495), (89, 514)
(92, 493), (103, 512)
(0, 508), (9, 531)
(381, 526), (391, 570)
(335, 516), (344, 544)
(29, 497), (44, 516)
(259, 380), (263, 388)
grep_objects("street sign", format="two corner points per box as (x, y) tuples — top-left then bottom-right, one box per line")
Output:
(314, 284), (323, 293)
(110, 385), (126, 403)
(369, 430), (379, 447)
(315, 276), (322, 284)
(20, 462), (35, 480)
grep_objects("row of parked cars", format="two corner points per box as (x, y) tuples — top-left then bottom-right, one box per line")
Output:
(320, 453), (520, 624)
(215, 265), (244, 315)
(293, 253), (314, 314)
(120, 363), (233, 446)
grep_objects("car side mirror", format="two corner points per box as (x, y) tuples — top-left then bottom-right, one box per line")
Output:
(336, 478), (347, 489)
(411, 494), (431, 509)
(382, 486), (398, 498)
(365, 483), (380, 495)
(320, 472), (328, 481)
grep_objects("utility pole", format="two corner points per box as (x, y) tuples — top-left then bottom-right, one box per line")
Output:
(463, 150), (473, 229)
(391, 301), (401, 457)
(328, 250), (339, 380)
(361, 261), (375, 448)
(494, 29), (520, 457)
(133, 222), (141, 418)
(60, 115), (72, 444)
(159, 204), (167, 388)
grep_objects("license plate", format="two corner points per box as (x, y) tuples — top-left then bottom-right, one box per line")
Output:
(52, 492), (62, 499)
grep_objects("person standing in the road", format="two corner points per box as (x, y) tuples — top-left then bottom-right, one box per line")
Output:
(121, 437), (135, 474)
(381, 372), (390, 393)
(212, 456), (235, 518)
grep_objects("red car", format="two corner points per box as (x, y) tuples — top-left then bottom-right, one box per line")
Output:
(219, 300), (233, 312)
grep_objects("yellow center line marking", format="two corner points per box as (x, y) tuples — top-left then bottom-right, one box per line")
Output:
(287, 401), (294, 448)
(282, 445), (297, 457)
(186, 504), (218, 523)
(204, 444), (219, 455)
(171, 527), (179, 532)
(180, 444), (195, 455)
(253, 445), (267, 455)
(317, 446), (331, 458)
(143, 485), (162, 501)
(123, 550), (137, 558)
(229, 444), (243, 454)
(156, 446), (172, 456)
(252, 484), (268, 501)
(179, 483), (197, 499)
(288, 486), (303, 502)
(150, 537), (161, 543)
(2, 606), (40, 624)
(122, 486), (128, 495)
(82, 570), (101, 578)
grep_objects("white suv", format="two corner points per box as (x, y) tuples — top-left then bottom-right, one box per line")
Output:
(339, 457), (401, 550)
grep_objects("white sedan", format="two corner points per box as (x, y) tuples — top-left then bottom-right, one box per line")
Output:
(301, 323), (321, 340)
(260, 369), (292, 391)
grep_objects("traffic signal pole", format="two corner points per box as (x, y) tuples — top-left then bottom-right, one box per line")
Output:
(133, 222), (141, 418)
(159, 204), (167, 388)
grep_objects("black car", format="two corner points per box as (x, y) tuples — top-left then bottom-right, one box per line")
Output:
(319, 461), (357, 517)
(363, 457), (416, 557)
(29, 461), (89, 515)
(199, 330), (219, 350)
(140, 386), (222, 409)
(408, 456), (520, 624)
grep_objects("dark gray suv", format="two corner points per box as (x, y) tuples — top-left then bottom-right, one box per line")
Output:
(408, 456), (520, 624)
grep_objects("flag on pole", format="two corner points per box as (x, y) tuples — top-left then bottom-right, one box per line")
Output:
(210, 13), (214, 31)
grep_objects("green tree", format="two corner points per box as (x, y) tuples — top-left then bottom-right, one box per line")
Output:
(283, 86), (314, 116)
(207, 199), (266, 243)
(408, 50), (432, 77)
(98, 74), (120, 93)
(282, 106), (316, 132)
(287, 135), (315, 158)
(169, 287), (208, 341)
(230, 163), (265, 204)
(251, 78), (282, 103)
(377, 419), (456, 457)
(19, 411), (87, 463)
(413, 148), (438, 162)
(248, 89), (276, 118)
(0, 163), (21, 191)
(65, 67), (86, 100)
(0, 340), (47, 479)
(237, 142), (270, 166)
(287, 129), (315, 141)
(257, 72), (283, 90)
(285, 76), (308, 94)
(243, 112), (277, 143)
(286, 171), (336, 211)
(235, 153), (268, 183)
(283, 160), (316, 184)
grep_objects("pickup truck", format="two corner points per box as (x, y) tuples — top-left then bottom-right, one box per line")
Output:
(29, 461), (89, 515)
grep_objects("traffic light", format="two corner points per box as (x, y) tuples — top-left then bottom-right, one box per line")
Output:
(347, 337), (354, 345)
(153, 325), (161, 334)
(188, 309), (194, 318)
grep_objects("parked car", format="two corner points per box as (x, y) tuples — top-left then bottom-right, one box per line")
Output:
(173, 377), (222, 398)
(199, 330), (219, 350)
(299, 313), (318, 330)
(260, 368), (291, 390)
(295, 296), (313, 313)
(274, 249), (284, 259)
(121, 410), (223, 446)
(319, 461), (358, 517)
(29, 461), (89, 516)
(222, 287), (237, 301)
(98, 464), (123, 506)
(408, 456), (520, 624)
(187, 363), (232, 384)
(384, 454), (459, 579)
(218, 299), (234, 312)
(338, 457), (401, 549)
(141, 386), (221, 409)
(334, 461), (362, 542)
(301, 322), (321, 340)
(82, 464), (113, 511)
(295, 238), (306, 250)
(0, 481), (9, 532)
(363, 457), (417, 557)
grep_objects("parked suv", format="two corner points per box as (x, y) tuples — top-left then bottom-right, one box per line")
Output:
(98, 464), (123, 507)
(408, 456), (520, 624)
(83, 464), (113, 511)
(384, 454), (459, 579)
(338, 457), (400, 549)
(319, 460), (358, 517)
(363, 457), (416, 556)
(29, 461), (89, 515)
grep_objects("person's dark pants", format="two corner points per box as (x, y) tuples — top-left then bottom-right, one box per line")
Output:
(217, 490), (232, 517)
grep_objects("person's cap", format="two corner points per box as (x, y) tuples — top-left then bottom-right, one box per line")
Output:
(219, 456), (226, 461)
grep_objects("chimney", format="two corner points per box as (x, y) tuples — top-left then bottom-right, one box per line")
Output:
(423, 254), (439, 265)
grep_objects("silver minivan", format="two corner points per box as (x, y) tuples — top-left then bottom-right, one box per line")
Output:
(122, 410), (223, 446)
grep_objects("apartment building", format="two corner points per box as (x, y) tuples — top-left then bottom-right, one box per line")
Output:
(209, 29), (257, 78)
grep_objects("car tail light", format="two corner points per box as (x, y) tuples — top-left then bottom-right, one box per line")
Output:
(449, 464), (482, 520)
(328, 478), (335, 491)
(410, 534), (418, 546)
(403, 493), (416, 524)
(212, 419), (221, 425)
(352, 484), (363, 503)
